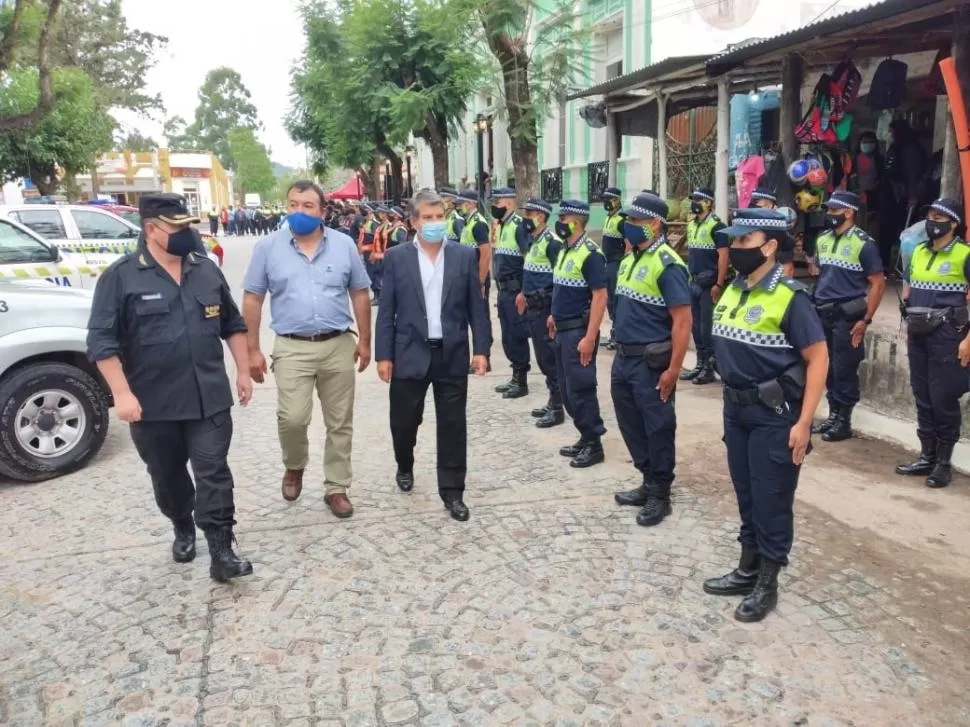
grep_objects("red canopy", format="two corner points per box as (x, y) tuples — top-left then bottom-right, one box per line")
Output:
(327, 176), (364, 200)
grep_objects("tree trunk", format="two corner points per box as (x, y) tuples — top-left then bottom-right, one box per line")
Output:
(369, 157), (382, 199)
(421, 112), (450, 189)
(0, 0), (61, 134)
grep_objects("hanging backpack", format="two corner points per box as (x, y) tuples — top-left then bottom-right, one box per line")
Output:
(795, 75), (838, 144)
(828, 60), (862, 117)
(868, 58), (908, 110)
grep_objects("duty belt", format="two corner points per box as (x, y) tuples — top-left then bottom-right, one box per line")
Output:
(723, 365), (807, 412)
(554, 314), (589, 332)
(525, 290), (552, 307)
(815, 296), (867, 322)
(497, 277), (523, 293)
(615, 341), (673, 370)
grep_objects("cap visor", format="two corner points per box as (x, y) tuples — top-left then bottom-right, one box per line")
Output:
(720, 224), (761, 237)
(158, 214), (200, 226)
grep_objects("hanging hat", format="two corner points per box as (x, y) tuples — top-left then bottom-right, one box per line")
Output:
(620, 193), (668, 221)
(558, 199), (590, 217)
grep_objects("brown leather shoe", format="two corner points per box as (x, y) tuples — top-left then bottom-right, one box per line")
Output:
(282, 469), (304, 502)
(324, 493), (354, 519)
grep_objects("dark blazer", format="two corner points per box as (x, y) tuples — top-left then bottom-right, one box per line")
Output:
(376, 242), (490, 380)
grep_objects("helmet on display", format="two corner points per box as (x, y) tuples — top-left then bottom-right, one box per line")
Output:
(795, 189), (822, 212)
(806, 166), (829, 187)
(778, 206), (798, 229)
(788, 159), (813, 186)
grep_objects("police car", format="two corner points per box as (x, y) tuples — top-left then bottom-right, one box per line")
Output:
(0, 203), (220, 289)
(0, 278), (109, 482)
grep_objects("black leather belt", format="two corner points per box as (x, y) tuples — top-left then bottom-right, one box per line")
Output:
(554, 315), (588, 332)
(426, 338), (443, 349)
(498, 278), (523, 293)
(723, 386), (761, 406)
(615, 343), (649, 357)
(280, 330), (347, 342)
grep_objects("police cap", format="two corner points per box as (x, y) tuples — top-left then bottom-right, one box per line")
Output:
(824, 190), (861, 212)
(750, 187), (778, 205)
(620, 193), (668, 222)
(721, 207), (790, 240)
(390, 206), (405, 218)
(456, 189), (479, 203)
(930, 197), (963, 224)
(559, 199), (590, 218)
(602, 186), (621, 200)
(139, 193), (200, 225)
(523, 198), (552, 216)
(691, 187), (715, 203)
(440, 187), (458, 199)
(490, 187), (516, 200)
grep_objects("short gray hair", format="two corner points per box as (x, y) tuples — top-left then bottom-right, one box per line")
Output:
(409, 188), (444, 219)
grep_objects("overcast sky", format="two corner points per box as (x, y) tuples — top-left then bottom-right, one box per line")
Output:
(115, 0), (308, 168)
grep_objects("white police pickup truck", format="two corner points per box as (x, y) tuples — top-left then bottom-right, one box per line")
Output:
(0, 278), (110, 482)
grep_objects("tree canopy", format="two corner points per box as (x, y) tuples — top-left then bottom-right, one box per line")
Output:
(229, 127), (275, 199)
(0, 0), (62, 133)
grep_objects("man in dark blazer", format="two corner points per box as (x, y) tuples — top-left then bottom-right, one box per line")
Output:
(375, 188), (490, 521)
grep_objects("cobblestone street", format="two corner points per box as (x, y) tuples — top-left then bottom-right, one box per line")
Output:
(2, 237), (970, 727)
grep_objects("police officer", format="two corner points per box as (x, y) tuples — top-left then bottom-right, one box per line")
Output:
(490, 187), (533, 398)
(457, 189), (493, 371)
(600, 186), (625, 350)
(610, 194), (691, 526)
(358, 204), (380, 305)
(441, 187), (465, 244)
(681, 187), (727, 385)
(517, 198), (564, 427)
(750, 187), (797, 278)
(896, 198), (970, 489)
(701, 207), (827, 622)
(551, 199), (609, 467)
(86, 193), (254, 582)
(812, 191), (886, 442)
(387, 206), (408, 250)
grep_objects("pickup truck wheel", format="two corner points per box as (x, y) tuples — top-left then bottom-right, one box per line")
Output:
(0, 363), (109, 482)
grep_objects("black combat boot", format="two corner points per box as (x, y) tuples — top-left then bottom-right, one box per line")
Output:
(570, 438), (605, 468)
(812, 403), (839, 435)
(172, 517), (196, 563)
(734, 558), (782, 622)
(502, 370), (529, 399)
(614, 479), (649, 507)
(559, 438), (586, 458)
(703, 547), (760, 596)
(926, 442), (954, 489)
(636, 497), (672, 527)
(895, 436), (937, 477)
(679, 357), (703, 381)
(692, 357), (717, 385)
(531, 393), (554, 418)
(205, 528), (254, 583)
(822, 405), (854, 442)
(535, 400), (565, 428)
(494, 375), (516, 393)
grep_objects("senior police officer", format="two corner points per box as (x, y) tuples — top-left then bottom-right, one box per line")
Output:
(702, 207), (828, 623)
(896, 198), (970, 489)
(811, 191), (886, 442)
(550, 199), (609, 467)
(517, 198), (564, 427)
(491, 187), (533, 398)
(600, 186), (625, 350)
(610, 194), (692, 527)
(457, 189), (493, 370)
(86, 193), (254, 582)
(681, 187), (727, 385)
(441, 188), (465, 244)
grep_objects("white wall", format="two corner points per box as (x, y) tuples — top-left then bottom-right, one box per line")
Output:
(168, 153), (213, 170)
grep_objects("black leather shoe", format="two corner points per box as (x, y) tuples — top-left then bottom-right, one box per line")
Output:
(703, 547), (760, 596)
(812, 404), (839, 435)
(535, 407), (564, 428)
(396, 471), (414, 492)
(570, 440), (604, 468)
(560, 439), (585, 457)
(692, 362), (717, 385)
(531, 405), (549, 418)
(494, 377), (515, 393)
(896, 437), (937, 476)
(679, 361), (702, 381)
(205, 529), (254, 583)
(614, 484), (648, 507)
(636, 498), (672, 526)
(927, 443), (954, 488)
(502, 372), (528, 399)
(734, 559), (782, 622)
(172, 518), (196, 563)
(822, 406), (853, 442)
(444, 500), (470, 522)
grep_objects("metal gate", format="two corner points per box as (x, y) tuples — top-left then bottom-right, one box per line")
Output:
(653, 107), (717, 198)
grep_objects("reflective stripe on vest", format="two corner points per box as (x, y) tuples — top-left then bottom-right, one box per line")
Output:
(602, 212), (624, 241)
(554, 235), (601, 288)
(909, 239), (970, 293)
(494, 213), (524, 257)
(524, 228), (560, 273)
(816, 227), (867, 272)
(687, 215), (720, 250)
(617, 239), (686, 307)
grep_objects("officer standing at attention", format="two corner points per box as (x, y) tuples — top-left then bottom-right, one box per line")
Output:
(517, 198), (564, 428)
(896, 198), (970, 489)
(491, 187), (533, 399)
(86, 193), (254, 582)
(457, 189), (493, 370)
(441, 188), (465, 244)
(387, 206), (408, 251)
(681, 187), (727, 385)
(811, 191), (886, 442)
(600, 186), (625, 350)
(550, 200), (609, 467)
(750, 187), (796, 278)
(610, 194), (692, 527)
(357, 204), (380, 305)
(701, 207), (827, 622)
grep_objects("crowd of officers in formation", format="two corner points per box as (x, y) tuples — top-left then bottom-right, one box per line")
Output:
(208, 205), (288, 238)
(343, 182), (969, 623)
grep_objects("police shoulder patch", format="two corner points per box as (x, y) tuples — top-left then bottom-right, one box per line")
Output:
(584, 240), (601, 253)
(779, 277), (810, 293)
(658, 250), (677, 268)
(854, 227), (875, 244)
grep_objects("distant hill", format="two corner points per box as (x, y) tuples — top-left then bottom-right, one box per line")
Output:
(272, 162), (297, 177)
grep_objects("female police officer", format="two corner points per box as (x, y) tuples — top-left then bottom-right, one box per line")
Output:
(896, 198), (970, 489)
(702, 207), (828, 622)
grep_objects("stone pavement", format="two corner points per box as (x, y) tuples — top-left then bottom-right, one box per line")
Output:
(1, 236), (969, 727)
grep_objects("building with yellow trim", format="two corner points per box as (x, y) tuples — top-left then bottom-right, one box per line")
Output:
(74, 149), (235, 216)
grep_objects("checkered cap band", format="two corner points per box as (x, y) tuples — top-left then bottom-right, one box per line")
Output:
(602, 189), (621, 198)
(730, 217), (789, 229)
(553, 275), (589, 288)
(457, 191), (478, 202)
(827, 198), (859, 211)
(524, 201), (551, 213)
(910, 280), (969, 293)
(524, 261), (553, 273)
(817, 255), (864, 273)
(751, 191), (777, 202)
(625, 204), (663, 220)
(559, 204), (590, 217)
(491, 190), (516, 199)
(616, 286), (665, 307)
(930, 201), (962, 224)
(712, 323), (792, 349)
(692, 190), (715, 202)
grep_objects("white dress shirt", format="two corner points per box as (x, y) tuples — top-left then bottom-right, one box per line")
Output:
(415, 238), (446, 339)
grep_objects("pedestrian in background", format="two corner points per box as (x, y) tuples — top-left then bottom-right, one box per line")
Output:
(86, 193), (254, 582)
(242, 180), (372, 519)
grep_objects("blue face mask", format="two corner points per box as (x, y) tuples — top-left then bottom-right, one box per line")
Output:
(622, 221), (653, 246)
(287, 212), (321, 236)
(421, 221), (447, 244)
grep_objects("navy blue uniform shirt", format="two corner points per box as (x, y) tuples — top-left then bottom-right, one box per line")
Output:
(814, 226), (883, 302)
(551, 235), (607, 320)
(614, 237), (691, 345)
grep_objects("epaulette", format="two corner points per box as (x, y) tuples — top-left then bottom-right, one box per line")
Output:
(584, 239), (600, 253)
(658, 249), (677, 267)
(852, 227), (875, 244)
(779, 277), (810, 293)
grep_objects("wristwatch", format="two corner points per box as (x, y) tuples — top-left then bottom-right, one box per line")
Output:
(863, 317), (873, 325)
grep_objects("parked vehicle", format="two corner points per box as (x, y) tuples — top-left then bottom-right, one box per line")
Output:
(0, 279), (110, 482)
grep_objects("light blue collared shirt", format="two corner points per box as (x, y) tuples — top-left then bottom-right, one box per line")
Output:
(415, 238), (446, 339)
(243, 226), (371, 336)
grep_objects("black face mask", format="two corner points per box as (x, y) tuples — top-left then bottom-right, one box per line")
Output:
(729, 245), (767, 276)
(522, 218), (537, 235)
(490, 205), (506, 220)
(167, 228), (200, 258)
(926, 219), (953, 241)
(826, 213), (847, 229)
(554, 221), (572, 239)
(690, 202), (704, 215)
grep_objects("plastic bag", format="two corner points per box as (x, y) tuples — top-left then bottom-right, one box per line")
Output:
(899, 219), (928, 275)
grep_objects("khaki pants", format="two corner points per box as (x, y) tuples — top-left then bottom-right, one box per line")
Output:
(271, 333), (356, 495)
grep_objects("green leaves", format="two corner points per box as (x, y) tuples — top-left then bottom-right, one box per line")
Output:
(228, 127), (275, 198)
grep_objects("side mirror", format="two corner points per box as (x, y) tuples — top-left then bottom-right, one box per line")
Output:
(48, 243), (60, 261)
